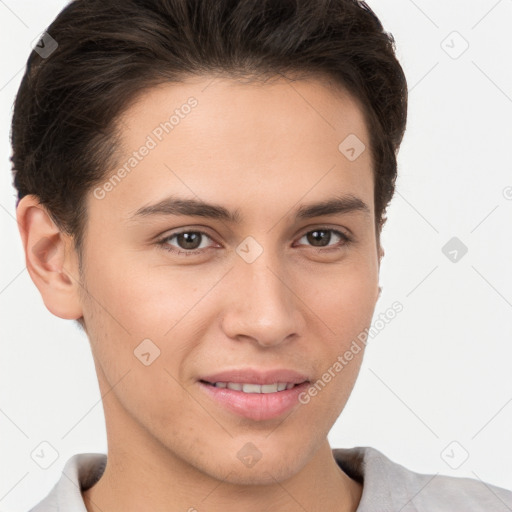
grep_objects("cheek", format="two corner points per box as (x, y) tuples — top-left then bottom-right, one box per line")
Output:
(310, 259), (378, 337)
(300, 258), (376, 414)
(81, 265), (197, 432)
(82, 246), (189, 336)
(81, 249), (216, 392)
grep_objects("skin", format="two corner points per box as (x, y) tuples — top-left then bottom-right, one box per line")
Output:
(17, 74), (384, 512)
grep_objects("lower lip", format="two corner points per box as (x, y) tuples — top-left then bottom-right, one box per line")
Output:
(199, 381), (310, 421)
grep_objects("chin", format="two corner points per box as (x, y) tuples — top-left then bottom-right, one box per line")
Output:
(218, 461), (300, 486)
(198, 444), (308, 486)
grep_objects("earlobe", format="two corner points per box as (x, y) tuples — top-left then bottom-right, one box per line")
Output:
(16, 195), (84, 320)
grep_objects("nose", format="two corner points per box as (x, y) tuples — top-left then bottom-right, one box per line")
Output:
(220, 250), (305, 348)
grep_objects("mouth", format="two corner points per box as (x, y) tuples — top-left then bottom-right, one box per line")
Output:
(197, 367), (312, 421)
(200, 380), (306, 393)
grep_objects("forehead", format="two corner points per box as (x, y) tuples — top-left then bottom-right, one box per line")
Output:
(87, 75), (374, 225)
(117, 74), (370, 152)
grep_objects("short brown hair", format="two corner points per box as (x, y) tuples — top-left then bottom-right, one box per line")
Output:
(10, 0), (407, 263)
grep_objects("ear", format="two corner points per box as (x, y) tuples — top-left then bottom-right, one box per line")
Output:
(16, 195), (84, 320)
(376, 243), (385, 301)
(378, 244), (385, 265)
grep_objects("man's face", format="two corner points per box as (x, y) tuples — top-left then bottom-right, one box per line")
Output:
(78, 75), (381, 483)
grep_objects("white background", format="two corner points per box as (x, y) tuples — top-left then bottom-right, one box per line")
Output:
(1, 0), (511, 510)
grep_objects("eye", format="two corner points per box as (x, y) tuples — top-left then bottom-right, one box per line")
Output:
(157, 230), (217, 255)
(156, 227), (352, 257)
(295, 228), (351, 250)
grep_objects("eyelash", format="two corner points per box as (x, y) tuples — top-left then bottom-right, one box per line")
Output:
(156, 228), (352, 256)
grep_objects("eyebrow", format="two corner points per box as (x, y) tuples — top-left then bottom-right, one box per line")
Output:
(129, 193), (371, 223)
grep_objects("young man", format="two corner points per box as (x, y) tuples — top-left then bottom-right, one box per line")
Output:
(10, 0), (511, 511)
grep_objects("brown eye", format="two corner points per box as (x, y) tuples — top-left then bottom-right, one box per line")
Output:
(297, 229), (351, 249)
(306, 230), (332, 247)
(157, 230), (215, 254)
(174, 232), (202, 250)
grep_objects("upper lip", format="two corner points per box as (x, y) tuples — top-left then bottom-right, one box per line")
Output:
(200, 368), (310, 385)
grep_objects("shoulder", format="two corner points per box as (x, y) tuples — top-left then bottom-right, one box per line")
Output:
(332, 446), (512, 511)
(28, 453), (106, 512)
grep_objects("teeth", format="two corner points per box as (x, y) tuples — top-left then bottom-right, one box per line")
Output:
(213, 382), (296, 393)
(244, 383), (264, 393)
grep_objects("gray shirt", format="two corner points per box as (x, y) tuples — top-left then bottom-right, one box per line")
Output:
(28, 446), (512, 511)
